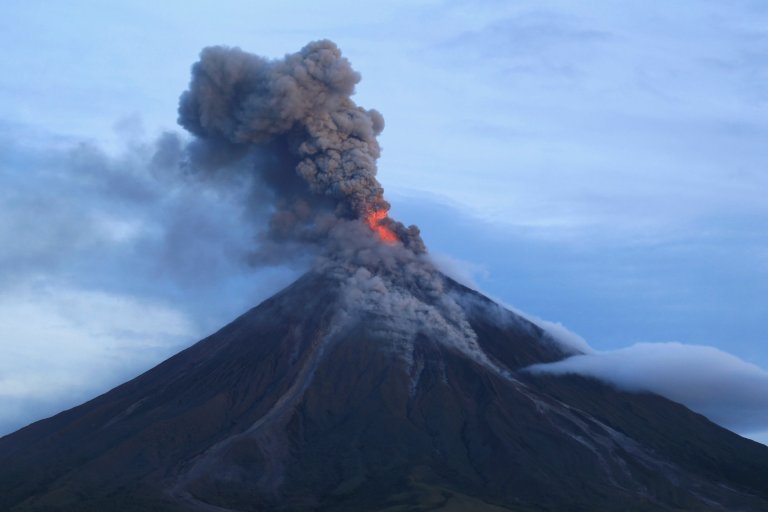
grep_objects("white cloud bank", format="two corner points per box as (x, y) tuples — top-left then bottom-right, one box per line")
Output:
(529, 341), (768, 441)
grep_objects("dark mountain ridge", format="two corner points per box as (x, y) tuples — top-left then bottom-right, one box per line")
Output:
(2, 269), (767, 511)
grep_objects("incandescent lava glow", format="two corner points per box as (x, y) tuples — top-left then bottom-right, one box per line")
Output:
(365, 209), (399, 244)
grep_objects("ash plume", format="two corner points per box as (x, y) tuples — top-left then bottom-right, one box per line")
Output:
(164, 40), (489, 369)
(172, 39), (424, 262)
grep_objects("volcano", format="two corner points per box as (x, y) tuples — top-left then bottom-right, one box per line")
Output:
(2, 262), (768, 512)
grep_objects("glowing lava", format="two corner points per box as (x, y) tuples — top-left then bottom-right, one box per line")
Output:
(365, 209), (399, 243)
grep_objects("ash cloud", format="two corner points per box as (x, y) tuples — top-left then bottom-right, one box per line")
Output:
(162, 31), (594, 382)
(173, 39), (424, 261)
(0, 120), (295, 324)
(0, 41), (446, 394)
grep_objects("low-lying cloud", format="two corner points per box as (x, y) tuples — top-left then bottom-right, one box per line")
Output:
(528, 341), (768, 438)
(0, 281), (195, 435)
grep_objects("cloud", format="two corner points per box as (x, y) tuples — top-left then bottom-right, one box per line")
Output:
(0, 280), (195, 435)
(494, 303), (593, 355)
(0, 128), (247, 286)
(0, 120), (303, 435)
(0, 120), (296, 304)
(528, 342), (768, 436)
(440, 9), (612, 74)
(527, 317), (594, 354)
(429, 251), (490, 289)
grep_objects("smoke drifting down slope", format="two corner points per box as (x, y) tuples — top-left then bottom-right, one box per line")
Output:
(169, 39), (424, 263)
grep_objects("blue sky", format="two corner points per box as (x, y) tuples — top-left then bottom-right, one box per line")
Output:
(1, 1), (766, 443)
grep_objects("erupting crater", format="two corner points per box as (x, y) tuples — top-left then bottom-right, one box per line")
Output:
(365, 208), (398, 243)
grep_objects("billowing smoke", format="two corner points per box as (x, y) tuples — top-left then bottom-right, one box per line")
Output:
(160, 40), (492, 372)
(169, 39), (424, 263)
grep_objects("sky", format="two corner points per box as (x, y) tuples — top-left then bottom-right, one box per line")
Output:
(1, 1), (766, 444)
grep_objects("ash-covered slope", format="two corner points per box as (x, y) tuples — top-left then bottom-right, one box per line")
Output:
(1, 266), (768, 512)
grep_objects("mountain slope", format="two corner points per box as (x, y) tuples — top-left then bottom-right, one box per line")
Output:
(1, 270), (767, 512)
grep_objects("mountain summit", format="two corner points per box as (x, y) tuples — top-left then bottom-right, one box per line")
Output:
(2, 259), (768, 511)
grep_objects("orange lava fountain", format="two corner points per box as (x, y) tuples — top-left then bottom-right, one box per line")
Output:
(365, 209), (398, 243)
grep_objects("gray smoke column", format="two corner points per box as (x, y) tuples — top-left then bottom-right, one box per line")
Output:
(176, 39), (424, 256)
